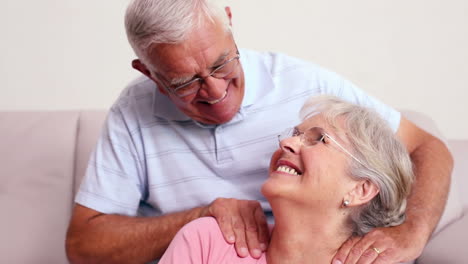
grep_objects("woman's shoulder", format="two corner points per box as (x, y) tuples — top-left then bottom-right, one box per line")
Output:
(159, 217), (226, 264)
(179, 217), (267, 264)
(184, 216), (219, 229)
(180, 217), (223, 239)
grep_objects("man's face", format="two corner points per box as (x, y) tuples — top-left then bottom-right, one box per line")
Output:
(140, 20), (245, 125)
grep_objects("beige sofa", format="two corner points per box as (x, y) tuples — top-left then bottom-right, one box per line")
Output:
(0, 110), (466, 263)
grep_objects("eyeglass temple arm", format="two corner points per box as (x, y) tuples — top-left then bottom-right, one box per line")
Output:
(323, 133), (366, 167)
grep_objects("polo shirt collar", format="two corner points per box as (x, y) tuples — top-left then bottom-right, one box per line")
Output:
(152, 48), (274, 121)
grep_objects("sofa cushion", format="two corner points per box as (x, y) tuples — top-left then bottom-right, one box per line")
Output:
(0, 111), (79, 263)
(418, 215), (468, 264)
(417, 139), (468, 263)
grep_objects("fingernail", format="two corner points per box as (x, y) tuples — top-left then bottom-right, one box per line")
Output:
(333, 260), (343, 264)
(239, 247), (248, 257)
(260, 243), (267, 251)
(252, 249), (262, 258)
(228, 236), (235, 243)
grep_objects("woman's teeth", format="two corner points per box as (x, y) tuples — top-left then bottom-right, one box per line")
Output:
(276, 165), (299, 175)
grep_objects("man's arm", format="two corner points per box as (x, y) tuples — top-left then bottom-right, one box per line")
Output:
(332, 117), (453, 264)
(66, 198), (269, 264)
(66, 204), (205, 264)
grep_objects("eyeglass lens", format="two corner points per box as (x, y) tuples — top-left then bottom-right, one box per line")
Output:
(173, 55), (240, 97)
(278, 127), (325, 146)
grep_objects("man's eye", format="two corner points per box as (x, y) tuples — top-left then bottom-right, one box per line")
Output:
(212, 63), (227, 73)
(213, 63), (224, 69)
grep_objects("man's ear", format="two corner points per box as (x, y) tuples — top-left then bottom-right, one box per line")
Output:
(225, 7), (232, 26)
(131, 59), (168, 96)
(132, 59), (152, 78)
(347, 180), (380, 207)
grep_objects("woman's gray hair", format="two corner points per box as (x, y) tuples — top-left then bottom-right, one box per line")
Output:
(125, 0), (230, 65)
(300, 95), (414, 236)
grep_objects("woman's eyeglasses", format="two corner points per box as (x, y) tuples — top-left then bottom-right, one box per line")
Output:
(278, 126), (366, 167)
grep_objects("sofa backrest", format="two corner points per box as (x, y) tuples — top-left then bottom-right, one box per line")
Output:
(0, 110), (465, 263)
(0, 111), (81, 263)
(0, 110), (107, 264)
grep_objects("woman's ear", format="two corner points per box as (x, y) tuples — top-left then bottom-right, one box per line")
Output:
(346, 180), (380, 207)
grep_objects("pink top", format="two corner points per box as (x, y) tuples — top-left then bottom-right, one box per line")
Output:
(159, 217), (267, 264)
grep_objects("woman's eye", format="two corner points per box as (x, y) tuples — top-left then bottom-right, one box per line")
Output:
(320, 135), (327, 144)
(292, 128), (301, 137)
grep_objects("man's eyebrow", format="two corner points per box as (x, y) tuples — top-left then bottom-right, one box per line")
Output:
(168, 50), (231, 86)
(170, 75), (194, 86)
(212, 50), (230, 67)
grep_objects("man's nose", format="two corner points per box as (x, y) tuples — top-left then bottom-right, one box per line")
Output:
(197, 76), (227, 99)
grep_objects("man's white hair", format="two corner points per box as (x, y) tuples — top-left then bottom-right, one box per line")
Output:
(125, 0), (230, 66)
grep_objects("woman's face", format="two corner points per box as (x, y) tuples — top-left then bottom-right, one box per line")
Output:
(262, 114), (358, 209)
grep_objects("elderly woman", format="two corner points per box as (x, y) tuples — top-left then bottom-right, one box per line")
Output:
(158, 96), (414, 263)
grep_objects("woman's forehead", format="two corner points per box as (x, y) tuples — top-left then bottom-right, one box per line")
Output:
(300, 114), (348, 140)
(299, 114), (328, 130)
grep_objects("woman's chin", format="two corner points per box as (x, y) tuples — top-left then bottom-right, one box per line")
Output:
(261, 177), (298, 201)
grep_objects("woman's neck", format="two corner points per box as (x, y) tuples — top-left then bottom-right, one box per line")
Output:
(266, 202), (351, 264)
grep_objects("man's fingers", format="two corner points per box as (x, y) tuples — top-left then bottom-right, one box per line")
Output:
(208, 198), (268, 259)
(373, 248), (398, 264)
(240, 201), (264, 258)
(231, 215), (249, 257)
(254, 205), (269, 251)
(343, 236), (377, 264)
(216, 214), (236, 244)
(209, 198), (237, 244)
(333, 236), (361, 264)
(355, 247), (379, 264)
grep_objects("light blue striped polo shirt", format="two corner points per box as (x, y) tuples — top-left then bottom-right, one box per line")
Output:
(75, 49), (400, 218)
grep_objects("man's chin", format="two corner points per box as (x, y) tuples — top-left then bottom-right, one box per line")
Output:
(194, 111), (238, 125)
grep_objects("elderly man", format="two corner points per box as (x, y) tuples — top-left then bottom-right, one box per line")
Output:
(66, 0), (453, 263)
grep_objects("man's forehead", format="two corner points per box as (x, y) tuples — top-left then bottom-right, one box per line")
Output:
(148, 37), (232, 80)
(147, 20), (233, 74)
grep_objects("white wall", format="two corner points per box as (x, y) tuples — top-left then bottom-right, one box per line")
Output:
(1, 0), (467, 139)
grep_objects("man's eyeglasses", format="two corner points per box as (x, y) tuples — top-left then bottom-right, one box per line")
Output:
(278, 126), (366, 167)
(158, 50), (241, 98)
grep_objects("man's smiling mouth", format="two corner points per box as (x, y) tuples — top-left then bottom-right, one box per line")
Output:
(205, 91), (227, 105)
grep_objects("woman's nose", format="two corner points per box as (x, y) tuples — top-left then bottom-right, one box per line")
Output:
(279, 136), (301, 154)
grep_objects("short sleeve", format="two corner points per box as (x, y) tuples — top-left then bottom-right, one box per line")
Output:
(316, 67), (401, 133)
(75, 103), (146, 216)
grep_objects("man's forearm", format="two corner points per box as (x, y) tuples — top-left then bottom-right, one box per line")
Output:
(66, 205), (205, 264)
(405, 136), (453, 241)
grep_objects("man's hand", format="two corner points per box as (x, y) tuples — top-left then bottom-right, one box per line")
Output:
(332, 223), (427, 264)
(201, 198), (269, 259)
